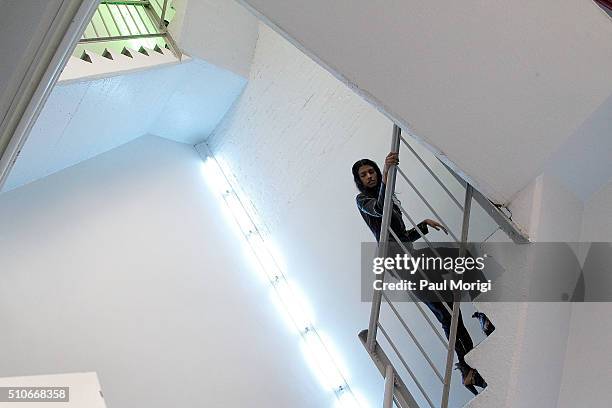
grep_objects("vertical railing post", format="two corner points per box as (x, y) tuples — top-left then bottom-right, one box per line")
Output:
(366, 124), (401, 352)
(383, 365), (395, 408)
(440, 184), (473, 408)
(159, 0), (168, 29)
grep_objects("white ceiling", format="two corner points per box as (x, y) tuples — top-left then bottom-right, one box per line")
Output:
(240, 0), (612, 204)
(2, 58), (246, 193)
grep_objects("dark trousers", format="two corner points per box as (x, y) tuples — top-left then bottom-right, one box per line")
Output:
(389, 244), (476, 364)
(423, 301), (474, 364)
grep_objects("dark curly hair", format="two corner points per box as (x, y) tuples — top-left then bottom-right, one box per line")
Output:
(352, 158), (382, 195)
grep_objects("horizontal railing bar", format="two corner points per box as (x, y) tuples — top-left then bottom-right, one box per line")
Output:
(396, 166), (460, 244)
(97, 7), (112, 37)
(126, 4), (146, 34)
(397, 286), (449, 348)
(90, 17), (100, 38)
(101, 0), (150, 5)
(394, 201), (445, 259)
(151, 0), (161, 13)
(400, 135), (464, 212)
(378, 323), (437, 408)
(388, 228), (453, 314)
(105, 3), (120, 36)
(117, 4), (135, 36)
(78, 33), (165, 43)
(382, 292), (444, 382)
(135, 5), (154, 34)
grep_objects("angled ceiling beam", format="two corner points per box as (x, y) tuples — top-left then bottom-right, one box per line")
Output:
(0, 0), (99, 190)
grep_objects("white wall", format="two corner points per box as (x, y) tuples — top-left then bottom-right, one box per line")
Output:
(468, 174), (585, 408)
(489, 170), (612, 408)
(3, 59), (246, 192)
(510, 173), (585, 243)
(556, 181), (612, 408)
(580, 180), (612, 243)
(0, 135), (331, 408)
(239, 0), (612, 204)
(203, 23), (501, 408)
(541, 93), (612, 204)
(509, 175), (581, 407)
(170, 0), (258, 78)
(557, 303), (612, 408)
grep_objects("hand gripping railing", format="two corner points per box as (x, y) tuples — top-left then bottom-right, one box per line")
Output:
(360, 124), (477, 408)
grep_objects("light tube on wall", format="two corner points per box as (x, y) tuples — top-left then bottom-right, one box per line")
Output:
(247, 234), (283, 281)
(336, 388), (365, 408)
(201, 153), (368, 408)
(302, 329), (346, 390)
(272, 277), (314, 332)
(224, 194), (256, 235)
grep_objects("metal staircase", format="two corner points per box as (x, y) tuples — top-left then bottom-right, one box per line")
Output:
(360, 125), (528, 408)
(60, 0), (184, 82)
(76, 0), (181, 59)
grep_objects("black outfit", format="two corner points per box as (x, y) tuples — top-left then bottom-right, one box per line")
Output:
(356, 182), (429, 242)
(356, 182), (474, 364)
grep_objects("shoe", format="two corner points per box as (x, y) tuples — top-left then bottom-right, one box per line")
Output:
(472, 312), (495, 336)
(465, 383), (478, 396)
(472, 367), (488, 389)
(455, 362), (487, 395)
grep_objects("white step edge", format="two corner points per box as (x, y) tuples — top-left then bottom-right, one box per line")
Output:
(58, 47), (189, 85)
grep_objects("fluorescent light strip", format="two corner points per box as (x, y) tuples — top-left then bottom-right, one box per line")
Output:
(201, 153), (366, 408)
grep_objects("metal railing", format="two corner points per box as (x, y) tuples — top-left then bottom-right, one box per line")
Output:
(78, 0), (181, 59)
(359, 124), (524, 408)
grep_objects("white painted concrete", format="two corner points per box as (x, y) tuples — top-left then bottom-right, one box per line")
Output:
(170, 0), (258, 78)
(202, 23), (505, 408)
(541, 93), (612, 203)
(2, 58), (246, 192)
(557, 303), (612, 408)
(471, 166), (612, 407)
(59, 47), (181, 84)
(0, 135), (330, 408)
(464, 173), (585, 408)
(0, 372), (106, 408)
(239, 0), (612, 204)
(555, 182), (612, 408)
(517, 174), (585, 243)
(0, 0), (98, 191)
(0, 0), (65, 150)
(580, 179), (612, 243)
(0, 0), (61, 129)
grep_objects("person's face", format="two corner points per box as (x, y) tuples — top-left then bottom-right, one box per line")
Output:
(358, 165), (377, 189)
